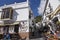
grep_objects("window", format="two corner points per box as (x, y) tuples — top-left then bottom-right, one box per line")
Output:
(9, 26), (14, 33)
(1, 7), (13, 19)
(4, 26), (9, 33)
(14, 25), (19, 33)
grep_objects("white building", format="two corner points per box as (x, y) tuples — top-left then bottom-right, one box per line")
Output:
(29, 10), (35, 33)
(39, 0), (60, 33)
(0, 1), (33, 40)
(39, 0), (60, 23)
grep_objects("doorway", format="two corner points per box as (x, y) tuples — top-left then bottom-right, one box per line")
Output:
(4, 25), (9, 34)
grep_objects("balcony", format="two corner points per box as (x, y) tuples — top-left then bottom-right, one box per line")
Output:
(1, 7), (13, 21)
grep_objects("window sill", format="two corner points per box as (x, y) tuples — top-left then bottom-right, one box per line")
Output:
(1, 18), (11, 21)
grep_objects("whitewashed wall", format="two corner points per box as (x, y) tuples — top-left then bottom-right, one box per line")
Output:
(13, 8), (29, 21)
(39, 0), (60, 15)
(0, 2), (29, 33)
(0, 2), (29, 21)
(49, 0), (60, 11)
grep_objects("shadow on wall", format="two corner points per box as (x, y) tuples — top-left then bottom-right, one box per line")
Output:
(12, 10), (19, 21)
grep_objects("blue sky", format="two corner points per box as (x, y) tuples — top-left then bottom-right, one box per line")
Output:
(29, 0), (41, 16)
(0, 0), (41, 16)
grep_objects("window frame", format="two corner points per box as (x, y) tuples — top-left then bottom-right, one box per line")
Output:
(1, 7), (13, 20)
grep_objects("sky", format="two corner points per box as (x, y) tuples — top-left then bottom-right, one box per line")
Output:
(38, 0), (47, 15)
(0, 0), (41, 16)
(29, 0), (41, 16)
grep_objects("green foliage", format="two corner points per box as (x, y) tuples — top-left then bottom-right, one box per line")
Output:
(56, 21), (60, 25)
(35, 16), (42, 23)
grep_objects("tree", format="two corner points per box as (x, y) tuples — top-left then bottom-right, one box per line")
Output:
(35, 15), (42, 23)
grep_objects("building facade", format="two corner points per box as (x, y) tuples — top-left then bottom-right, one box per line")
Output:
(40, 0), (60, 33)
(0, 1), (33, 40)
(39, 0), (60, 22)
(46, 0), (60, 21)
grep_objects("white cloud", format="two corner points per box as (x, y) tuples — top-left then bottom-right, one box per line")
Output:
(38, 0), (47, 15)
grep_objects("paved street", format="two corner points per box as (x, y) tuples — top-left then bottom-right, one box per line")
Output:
(30, 38), (44, 40)
(29, 32), (45, 40)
